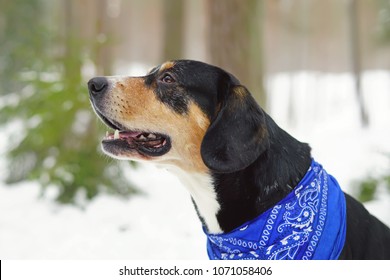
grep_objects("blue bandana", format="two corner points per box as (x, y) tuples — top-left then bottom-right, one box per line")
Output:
(205, 160), (346, 260)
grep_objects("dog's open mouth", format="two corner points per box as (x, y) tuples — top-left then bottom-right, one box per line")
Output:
(103, 130), (171, 157)
(96, 110), (171, 157)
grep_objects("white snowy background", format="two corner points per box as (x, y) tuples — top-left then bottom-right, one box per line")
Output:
(1, 69), (390, 259)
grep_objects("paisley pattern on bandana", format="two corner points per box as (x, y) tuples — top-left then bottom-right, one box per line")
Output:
(205, 160), (346, 260)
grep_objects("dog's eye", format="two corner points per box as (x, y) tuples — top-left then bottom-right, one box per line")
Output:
(161, 74), (175, 84)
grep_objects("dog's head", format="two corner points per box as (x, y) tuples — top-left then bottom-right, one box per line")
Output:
(88, 60), (269, 173)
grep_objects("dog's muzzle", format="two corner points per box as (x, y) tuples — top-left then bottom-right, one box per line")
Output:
(87, 76), (172, 158)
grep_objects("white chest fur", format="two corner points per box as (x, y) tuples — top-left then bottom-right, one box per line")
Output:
(165, 166), (222, 234)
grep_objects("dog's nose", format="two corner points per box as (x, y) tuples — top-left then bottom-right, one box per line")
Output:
(88, 77), (108, 95)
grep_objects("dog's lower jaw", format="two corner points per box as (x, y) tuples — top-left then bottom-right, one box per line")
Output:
(165, 165), (223, 234)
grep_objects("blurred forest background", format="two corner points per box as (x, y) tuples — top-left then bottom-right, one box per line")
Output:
(0, 0), (390, 204)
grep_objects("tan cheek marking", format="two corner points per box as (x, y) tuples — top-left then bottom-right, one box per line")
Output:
(147, 102), (210, 173)
(173, 103), (210, 172)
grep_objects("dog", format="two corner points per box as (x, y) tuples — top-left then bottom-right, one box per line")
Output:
(88, 59), (390, 260)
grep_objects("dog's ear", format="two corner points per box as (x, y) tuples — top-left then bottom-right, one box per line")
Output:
(200, 83), (269, 173)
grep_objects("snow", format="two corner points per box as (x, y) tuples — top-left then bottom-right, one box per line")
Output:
(0, 164), (206, 259)
(1, 70), (390, 259)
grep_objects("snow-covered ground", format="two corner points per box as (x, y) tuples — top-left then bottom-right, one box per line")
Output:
(0, 70), (389, 259)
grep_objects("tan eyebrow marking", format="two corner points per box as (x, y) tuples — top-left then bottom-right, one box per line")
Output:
(159, 61), (175, 72)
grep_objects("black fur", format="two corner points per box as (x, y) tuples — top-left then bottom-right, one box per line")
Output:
(156, 60), (390, 259)
(339, 193), (390, 259)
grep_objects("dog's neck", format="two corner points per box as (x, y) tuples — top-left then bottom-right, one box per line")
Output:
(169, 117), (312, 234)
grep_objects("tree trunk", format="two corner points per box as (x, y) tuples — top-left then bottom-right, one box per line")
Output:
(162, 0), (184, 61)
(95, 0), (113, 76)
(63, 0), (83, 85)
(207, 0), (266, 108)
(347, 0), (369, 127)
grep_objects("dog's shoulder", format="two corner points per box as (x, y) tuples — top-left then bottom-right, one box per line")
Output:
(340, 193), (390, 259)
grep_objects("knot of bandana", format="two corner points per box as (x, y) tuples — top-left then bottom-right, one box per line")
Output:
(205, 160), (346, 260)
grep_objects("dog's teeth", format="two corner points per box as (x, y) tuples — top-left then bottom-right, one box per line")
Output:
(139, 135), (147, 140)
(148, 134), (156, 139)
(114, 129), (119, 140)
